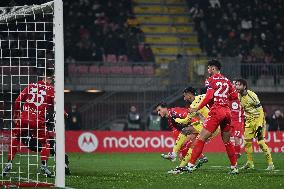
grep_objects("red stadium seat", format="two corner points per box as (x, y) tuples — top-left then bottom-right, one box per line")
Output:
(121, 66), (133, 74)
(110, 66), (122, 74)
(77, 65), (89, 74)
(68, 64), (77, 74)
(132, 66), (144, 74)
(144, 66), (154, 75)
(99, 66), (110, 74)
(105, 54), (117, 63)
(89, 65), (100, 74)
(118, 55), (128, 62)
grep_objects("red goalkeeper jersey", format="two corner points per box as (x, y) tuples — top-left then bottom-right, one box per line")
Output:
(14, 80), (54, 122)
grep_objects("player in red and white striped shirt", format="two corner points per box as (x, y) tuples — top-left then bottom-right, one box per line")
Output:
(230, 81), (244, 158)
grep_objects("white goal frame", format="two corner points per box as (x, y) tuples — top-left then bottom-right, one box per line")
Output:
(0, 0), (65, 187)
(54, 0), (65, 187)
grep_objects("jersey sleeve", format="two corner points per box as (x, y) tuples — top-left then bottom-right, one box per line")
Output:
(248, 90), (261, 107)
(197, 78), (215, 110)
(14, 85), (30, 114)
(175, 96), (207, 124)
(197, 88), (214, 110)
(170, 108), (188, 119)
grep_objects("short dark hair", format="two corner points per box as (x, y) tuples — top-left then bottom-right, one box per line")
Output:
(208, 59), (221, 70)
(154, 102), (167, 110)
(183, 86), (197, 96)
(236, 78), (248, 89)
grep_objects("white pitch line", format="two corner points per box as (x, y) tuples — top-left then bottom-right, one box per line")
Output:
(210, 165), (281, 172)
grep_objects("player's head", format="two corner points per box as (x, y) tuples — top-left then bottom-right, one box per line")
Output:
(154, 102), (168, 117)
(207, 59), (221, 75)
(235, 78), (248, 93)
(232, 79), (237, 89)
(183, 86), (197, 103)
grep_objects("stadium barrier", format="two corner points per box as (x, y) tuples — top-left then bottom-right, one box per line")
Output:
(1, 131), (283, 153)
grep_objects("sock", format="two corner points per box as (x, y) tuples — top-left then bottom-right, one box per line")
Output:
(180, 148), (192, 167)
(234, 144), (241, 155)
(244, 141), (254, 164)
(179, 140), (192, 159)
(42, 160), (46, 166)
(189, 139), (205, 165)
(173, 133), (187, 154)
(8, 138), (20, 161)
(257, 140), (273, 165)
(224, 141), (237, 167)
(65, 154), (69, 166)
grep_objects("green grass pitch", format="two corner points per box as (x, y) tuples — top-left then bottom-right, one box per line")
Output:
(66, 153), (284, 189)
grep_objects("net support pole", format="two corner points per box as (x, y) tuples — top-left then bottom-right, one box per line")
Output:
(54, 0), (65, 187)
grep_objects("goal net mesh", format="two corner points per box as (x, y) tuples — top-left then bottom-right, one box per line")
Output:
(0, 1), (57, 187)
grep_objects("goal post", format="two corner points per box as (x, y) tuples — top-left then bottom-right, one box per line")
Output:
(0, 0), (65, 187)
(54, 0), (65, 187)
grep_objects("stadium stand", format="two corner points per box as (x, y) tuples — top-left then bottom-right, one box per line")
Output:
(63, 0), (154, 63)
(187, 0), (284, 63)
(133, 0), (202, 64)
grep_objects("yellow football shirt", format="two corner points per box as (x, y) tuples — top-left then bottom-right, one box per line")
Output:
(190, 94), (208, 121)
(238, 90), (264, 120)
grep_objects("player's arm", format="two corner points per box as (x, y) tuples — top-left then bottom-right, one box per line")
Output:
(175, 96), (204, 124)
(195, 79), (215, 111)
(196, 88), (214, 111)
(228, 81), (238, 101)
(174, 113), (190, 125)
(248, 91), (262, 108)
(13, 86), (29, 122)
(173, 108), (190, 124)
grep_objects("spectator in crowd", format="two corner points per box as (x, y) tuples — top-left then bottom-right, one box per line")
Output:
(125, 106), (142, 130)
(66, 105), (82, 130)
(138, 43), (155, 62)
(62, 0), (151, 63)
(189, 0), (284, 63)
(147, 109), (161, 131)
(267, 110), (284, 131)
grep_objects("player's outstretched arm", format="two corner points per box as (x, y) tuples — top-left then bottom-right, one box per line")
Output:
(197, 89), (214, 111)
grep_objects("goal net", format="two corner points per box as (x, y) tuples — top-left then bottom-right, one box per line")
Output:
(0, 0), (64, 187)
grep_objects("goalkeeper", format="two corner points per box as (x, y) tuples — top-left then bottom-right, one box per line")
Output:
(2, 69), (54, 177)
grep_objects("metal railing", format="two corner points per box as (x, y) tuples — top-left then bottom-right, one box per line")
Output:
(65, 58), (284, 130)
